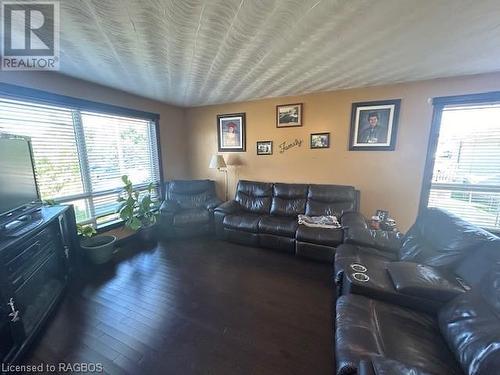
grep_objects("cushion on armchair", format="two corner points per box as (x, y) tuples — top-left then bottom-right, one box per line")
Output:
(167, 179), (217, 209)
(387, 262), (466, 302)
(173, 209), (210, 226)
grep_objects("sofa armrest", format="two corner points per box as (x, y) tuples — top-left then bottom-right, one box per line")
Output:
(206, 198), (223, 212)
(214, 200), (242, 214)
(341, 211), (368, 229)
(344, 227), (403, 253)
(387, 262), (466, 302)
(160, 200), (180, 214)
(359, 356), (434, 375)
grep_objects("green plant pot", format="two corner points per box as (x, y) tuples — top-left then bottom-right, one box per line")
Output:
(80, 235), (117, 264)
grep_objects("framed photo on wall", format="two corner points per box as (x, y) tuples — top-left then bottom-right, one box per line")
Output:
(256, 141), (273, 155)
(217, 113), (246, 152)
(310, 133), (330, 149)
(349, 99), (401, 151)
(276, 103), (302, 128)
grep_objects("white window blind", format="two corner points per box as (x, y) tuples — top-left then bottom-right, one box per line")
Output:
(0, 98), (84, 199)
(428, 104), (500, 231)
(0, 97), (161, 227)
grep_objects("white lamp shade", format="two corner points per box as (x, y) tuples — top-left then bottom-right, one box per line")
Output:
(209, 154), (227, 169)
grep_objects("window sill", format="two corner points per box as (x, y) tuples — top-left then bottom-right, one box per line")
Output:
(99, 224), (137, 241)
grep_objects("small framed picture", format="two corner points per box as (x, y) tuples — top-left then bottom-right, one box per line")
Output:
(349, 99), (401, 151)
(256, 141), (273, 155)
(217, 113), (246, 152)
(276, 103), (302, 128)
(376, 210), (389, 221)
(310, 133), (330, 149)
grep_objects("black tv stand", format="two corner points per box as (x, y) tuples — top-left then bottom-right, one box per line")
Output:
(1, 210), (43, 237)
(4, 217), (44, 237)
(0, 205), (78, 364)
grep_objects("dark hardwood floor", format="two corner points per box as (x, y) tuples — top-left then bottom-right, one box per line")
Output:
(23, 238), (334, 375)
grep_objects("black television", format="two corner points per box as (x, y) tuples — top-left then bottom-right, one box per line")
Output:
(0, 135), (41, 222)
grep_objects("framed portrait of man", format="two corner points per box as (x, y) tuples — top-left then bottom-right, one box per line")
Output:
(217, 113), (246, 152)
(349, 99), (401, 151)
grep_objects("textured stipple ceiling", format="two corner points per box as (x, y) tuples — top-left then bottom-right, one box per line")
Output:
(59, 0), (500, 107)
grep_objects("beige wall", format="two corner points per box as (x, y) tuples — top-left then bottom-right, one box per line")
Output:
(2, 71), (499, 230)
(0, 71), (188, 180)
(185, 72), (500, 231)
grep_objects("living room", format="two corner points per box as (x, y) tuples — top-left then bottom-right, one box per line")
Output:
(0, 1), (499, 374)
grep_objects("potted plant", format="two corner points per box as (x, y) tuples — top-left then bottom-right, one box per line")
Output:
(117, 175), (159, 243)
(78, 224), (117, 264)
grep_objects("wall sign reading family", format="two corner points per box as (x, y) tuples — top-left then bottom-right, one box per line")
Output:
(217, 113), (246, 152)
(279, 138), (303, 153)
(349, 99), (401, 151)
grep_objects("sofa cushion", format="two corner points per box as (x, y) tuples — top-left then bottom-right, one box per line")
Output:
(399, 208), (499, 267)
(258, 216), (298, 238)
(344, 227), (404, 253)
(439, 268), (500, 375)
(359, 356), (437, 375)
(167, 180), (216, 209)
(295, 225), (343, 247)
(454, 240), (500, 286)
(173, 208), (210, 226)
(387, 262), (465, 302)
(223, 213), (262, 233)
(270, 183), (308, 216)
(305, 184), (356, 216)
(235, 180), (273, 214)
(335, 294), (462, 375)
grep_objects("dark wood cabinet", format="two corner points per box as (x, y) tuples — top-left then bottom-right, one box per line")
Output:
(0, 205), (76, 364)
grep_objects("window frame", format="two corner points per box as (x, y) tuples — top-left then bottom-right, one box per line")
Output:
(419, 90), (500, 234)
(0, 82), (164, 230)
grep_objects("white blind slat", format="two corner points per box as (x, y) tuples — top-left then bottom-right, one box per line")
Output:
(429, 104), (500, 230)
(0, 97), (161, 227)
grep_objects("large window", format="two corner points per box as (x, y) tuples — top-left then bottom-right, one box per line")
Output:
(424, 98), (500, 231)
(0, 96), (161, 227)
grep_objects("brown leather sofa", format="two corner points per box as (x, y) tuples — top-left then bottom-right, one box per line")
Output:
(158, 180), (222, 237)
(334, 208), (500, 374)
(214, 180), (359, 262)
(335, 267), (500, 375)
(334, 208), (500, 313)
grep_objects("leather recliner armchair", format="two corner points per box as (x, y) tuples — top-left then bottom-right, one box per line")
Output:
(158, 180), (222, 238)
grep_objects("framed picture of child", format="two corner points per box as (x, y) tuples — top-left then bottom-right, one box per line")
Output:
(217, 113), (246, 152)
